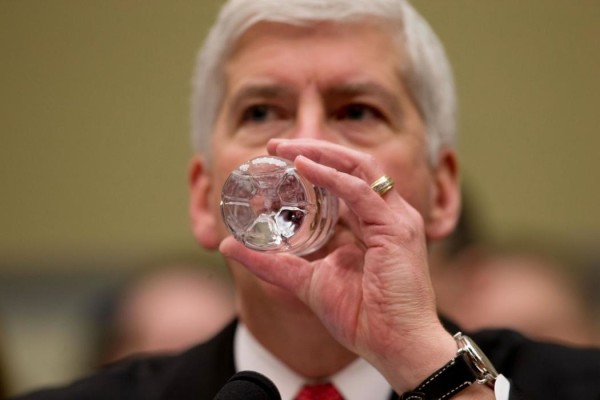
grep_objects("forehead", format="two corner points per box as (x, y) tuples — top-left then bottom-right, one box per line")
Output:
(224, 20), (406, 91)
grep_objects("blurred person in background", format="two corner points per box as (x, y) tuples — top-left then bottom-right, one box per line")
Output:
(429, 190), (600, 347)
(431, 244), (600, 347)
(92, 263), (235, 366)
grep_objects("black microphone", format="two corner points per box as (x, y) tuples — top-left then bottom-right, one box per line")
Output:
(214, 370), (281, 400)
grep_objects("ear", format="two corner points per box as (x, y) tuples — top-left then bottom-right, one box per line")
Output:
(189, 155), (220, 250)
(424, 148), (461, 241)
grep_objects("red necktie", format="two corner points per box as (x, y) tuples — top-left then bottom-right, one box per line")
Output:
(295, 383), (344, 400)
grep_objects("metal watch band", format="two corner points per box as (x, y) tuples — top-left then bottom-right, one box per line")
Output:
(399, 354), (474, 400)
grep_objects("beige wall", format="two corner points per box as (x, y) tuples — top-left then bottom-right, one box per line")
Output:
(414, 1), (600, 255)
(1, 0), (599, 270)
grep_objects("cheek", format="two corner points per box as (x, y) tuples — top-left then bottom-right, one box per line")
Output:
(397, 170), (432, 217)
(381, 149), (433, 216)
(212, 133), (265, 184)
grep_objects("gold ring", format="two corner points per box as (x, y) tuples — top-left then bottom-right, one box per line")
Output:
(370, 175), (394, 197)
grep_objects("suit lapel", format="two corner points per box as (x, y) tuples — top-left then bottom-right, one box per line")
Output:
(160, 320), (238, 400)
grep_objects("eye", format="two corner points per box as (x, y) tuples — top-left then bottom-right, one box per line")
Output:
(241, 105), (277, 123)
(334, 103), (383, 121)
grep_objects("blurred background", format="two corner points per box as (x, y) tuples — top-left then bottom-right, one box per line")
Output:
(1, 0), (599, 397)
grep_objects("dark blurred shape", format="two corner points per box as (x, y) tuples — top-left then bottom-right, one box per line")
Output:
(0, 331), (7, 400)
(214, 371), (281, 400)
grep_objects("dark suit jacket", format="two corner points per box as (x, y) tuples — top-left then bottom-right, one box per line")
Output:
(12, 319), (600, 400)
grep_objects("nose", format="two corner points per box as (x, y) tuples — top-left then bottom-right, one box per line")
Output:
(290, 86), (334, 141)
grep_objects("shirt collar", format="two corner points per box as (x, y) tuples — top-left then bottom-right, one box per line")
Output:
(234, 322), (392, 400)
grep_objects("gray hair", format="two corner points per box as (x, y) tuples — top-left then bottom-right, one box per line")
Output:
(191, 0), (456, 164)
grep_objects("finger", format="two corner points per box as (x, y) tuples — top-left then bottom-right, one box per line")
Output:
(219, 236), (312, 299)
(294, 155), (398, 227)
(268, 138), (384, 183)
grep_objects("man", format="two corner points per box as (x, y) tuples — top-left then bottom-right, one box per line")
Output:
(13, 0), (600, 399)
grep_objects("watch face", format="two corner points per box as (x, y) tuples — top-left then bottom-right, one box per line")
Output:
(456, 333), (499, 384)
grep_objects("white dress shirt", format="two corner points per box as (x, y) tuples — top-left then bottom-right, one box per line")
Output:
(234, 322), (510, 400)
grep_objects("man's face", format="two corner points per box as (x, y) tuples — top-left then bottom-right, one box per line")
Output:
(190, 20), (458, 306)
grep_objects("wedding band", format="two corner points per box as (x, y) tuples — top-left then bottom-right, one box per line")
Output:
(370, 175), (394, 197)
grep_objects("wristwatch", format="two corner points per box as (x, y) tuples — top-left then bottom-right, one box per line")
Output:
(399, 332), (499, 400)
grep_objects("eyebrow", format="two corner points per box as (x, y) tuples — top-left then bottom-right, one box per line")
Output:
(227, 81), (401, 113)
(326, 82), (401, 112)
(228, 84), (296, 112)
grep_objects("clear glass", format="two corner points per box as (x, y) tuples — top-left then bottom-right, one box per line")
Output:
(220, 156), (338, 256)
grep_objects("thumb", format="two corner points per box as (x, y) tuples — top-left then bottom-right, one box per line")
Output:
(219, 237), (313, 298)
